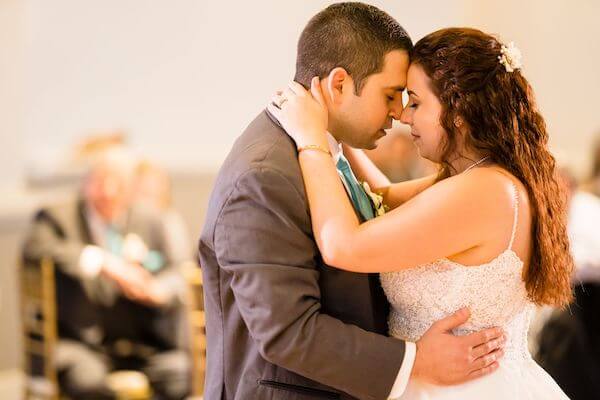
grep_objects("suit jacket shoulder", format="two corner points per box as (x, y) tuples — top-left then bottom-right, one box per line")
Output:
(201, 111), (308, 249)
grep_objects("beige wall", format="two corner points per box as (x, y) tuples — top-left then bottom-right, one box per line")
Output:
(3, 1), (598, 182)
(3, 0), (598, 186)
(0, 0), (25, 191)
(0, 0), (472, 181)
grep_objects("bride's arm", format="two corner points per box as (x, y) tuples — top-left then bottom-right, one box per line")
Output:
(268, 80), (490, 273)
(296, 149), (486, 272)
(342, 144), (438, 209)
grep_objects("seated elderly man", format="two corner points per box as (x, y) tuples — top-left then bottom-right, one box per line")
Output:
(23, 150), (191, 400)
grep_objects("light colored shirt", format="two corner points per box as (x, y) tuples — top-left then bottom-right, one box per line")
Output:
(326, 133), (416, 399)
(78, 203), (112, 279)
(569, 191), (600, 283)
(78, 203), (133, 279)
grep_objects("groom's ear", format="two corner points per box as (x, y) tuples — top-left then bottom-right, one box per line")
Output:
(326, 67), (352, 105)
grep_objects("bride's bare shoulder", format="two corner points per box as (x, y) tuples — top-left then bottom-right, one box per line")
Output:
(455, 167), (529, 209)
(421, 166), (528, 212)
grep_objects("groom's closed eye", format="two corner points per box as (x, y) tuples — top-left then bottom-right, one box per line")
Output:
(386, 91), (403, 102)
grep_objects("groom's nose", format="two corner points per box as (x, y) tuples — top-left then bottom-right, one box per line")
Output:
(389, 103), (404, 120)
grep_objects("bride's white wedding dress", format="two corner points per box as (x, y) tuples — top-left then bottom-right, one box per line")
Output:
(380, 182), (569, 399)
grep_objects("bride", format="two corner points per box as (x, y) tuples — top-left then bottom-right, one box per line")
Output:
(268, 28), (573, 399)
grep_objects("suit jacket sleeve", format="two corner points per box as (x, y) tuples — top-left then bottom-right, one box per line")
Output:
(23, 209), (87, 278)
(214, 166), (406, 400)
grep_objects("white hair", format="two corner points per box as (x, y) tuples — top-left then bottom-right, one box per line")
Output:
(84, 147), (139, 184)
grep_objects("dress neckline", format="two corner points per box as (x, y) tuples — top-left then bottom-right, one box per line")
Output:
(439, 248), (524, 270)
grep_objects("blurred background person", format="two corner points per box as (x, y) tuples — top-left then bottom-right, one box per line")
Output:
(535, 166), (600, 399)
(582, 134), (600, 197)
(71, 131), (128, 167)
(22, 149), (191, 399)
(562, 167), (600, 284)
(133, 160), (192, 262)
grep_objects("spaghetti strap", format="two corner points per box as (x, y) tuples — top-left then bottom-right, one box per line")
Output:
(508, 182), (519, 251)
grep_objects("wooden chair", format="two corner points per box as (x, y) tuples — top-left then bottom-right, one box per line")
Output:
(20, 258), (153, 400)
(181, 261), (206, 398)
(20, 257), (59, 400)
(20, 257), (204, 400)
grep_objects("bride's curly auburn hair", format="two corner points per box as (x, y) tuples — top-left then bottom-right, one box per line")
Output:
(411, 28), (573, 307)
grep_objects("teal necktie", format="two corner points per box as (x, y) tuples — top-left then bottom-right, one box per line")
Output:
(105, 225), (123, 255)
(105, 225), (164, 272)
(336, 154), (375, 221)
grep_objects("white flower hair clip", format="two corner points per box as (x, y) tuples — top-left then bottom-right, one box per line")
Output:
(498, 41), (522, 72)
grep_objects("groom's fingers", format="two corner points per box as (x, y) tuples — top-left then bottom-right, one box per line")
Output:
(468, 358), (500, 379)
(465, 327), (504, 349)
(470, 334), (506, 359)
(470, 347), (503, 372)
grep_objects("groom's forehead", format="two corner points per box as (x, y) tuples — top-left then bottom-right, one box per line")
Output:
(370, 70), (407, 91)
(375, 50), (410, 86)
(365, 72), (406, 92)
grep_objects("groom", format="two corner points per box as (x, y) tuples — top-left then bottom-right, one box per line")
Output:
(199, 3), (504, 399)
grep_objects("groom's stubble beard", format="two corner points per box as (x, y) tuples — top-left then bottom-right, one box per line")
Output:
(331, 128), (382, 150)
(336, 128), (383, 151)
(327, 110), (382, 150)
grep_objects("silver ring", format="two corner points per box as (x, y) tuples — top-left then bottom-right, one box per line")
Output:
(278, 97), (288, 108)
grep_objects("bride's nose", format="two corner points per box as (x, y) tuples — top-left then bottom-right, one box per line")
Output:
(399, 107), (412, 125)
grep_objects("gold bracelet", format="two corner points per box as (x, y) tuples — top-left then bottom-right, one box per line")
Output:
(297, 145), (331, 156)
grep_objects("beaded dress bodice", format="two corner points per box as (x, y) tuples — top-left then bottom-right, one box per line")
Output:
(380, 181), (535, 365)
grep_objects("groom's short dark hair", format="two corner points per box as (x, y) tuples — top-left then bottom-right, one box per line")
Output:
(295, 2), (412, 95)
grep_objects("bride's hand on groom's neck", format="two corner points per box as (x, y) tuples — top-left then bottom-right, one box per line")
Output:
(268, 78), (329, 149)
(412, 308), (506, 385)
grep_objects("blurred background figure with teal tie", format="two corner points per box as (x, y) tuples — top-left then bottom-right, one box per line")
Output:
(22, 149), (191, 399)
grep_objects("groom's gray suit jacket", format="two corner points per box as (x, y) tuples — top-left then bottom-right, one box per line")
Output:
(199, 111), (406, 400)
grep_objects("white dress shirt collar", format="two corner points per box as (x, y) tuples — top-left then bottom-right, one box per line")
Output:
(85, 202), (109, 247)
(327, 132), (343, 163)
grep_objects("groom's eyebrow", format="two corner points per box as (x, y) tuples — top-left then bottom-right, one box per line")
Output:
(386, 85), (405, 91)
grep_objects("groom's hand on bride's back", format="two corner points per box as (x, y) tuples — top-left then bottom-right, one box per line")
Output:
(412, 308), (506, 385)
